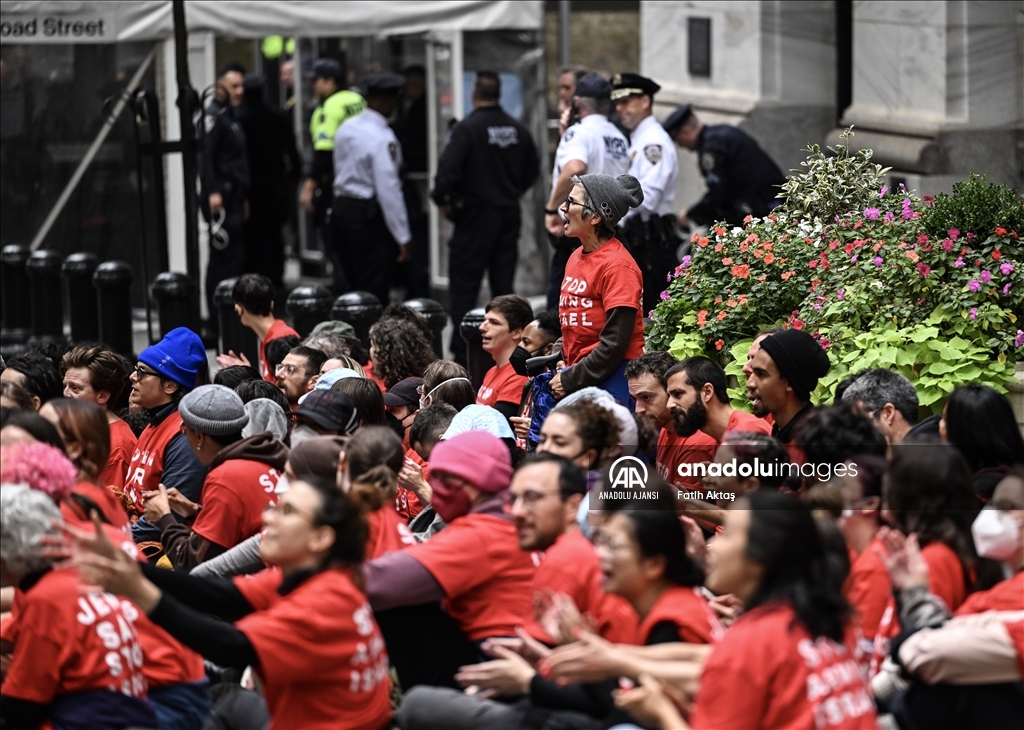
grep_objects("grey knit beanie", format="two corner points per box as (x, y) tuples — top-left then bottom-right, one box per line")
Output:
(577, 174), (644, 231)
(180, 384), (250, 436)
(242, 398), (289, 441)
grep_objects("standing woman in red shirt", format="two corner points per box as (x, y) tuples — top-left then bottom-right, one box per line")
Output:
(66, 476), (393, 730)
(550, 174), (646, 406)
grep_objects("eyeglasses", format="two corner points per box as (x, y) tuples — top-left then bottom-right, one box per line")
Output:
(562, 196), (590, 212)
(133, 364), (160, 380)
(592, 531), (633, 553)
(263, 500), (316, 522)
(503, 489), (557, 513)
(275, 363), (300, 377)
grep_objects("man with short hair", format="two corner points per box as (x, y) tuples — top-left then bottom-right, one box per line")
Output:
(665, 357), (773, 445)
(746, 329), (831, 446)
(839, 368), (921, 446)
(431, 71), (539, 365)
(217, 273), (299, 383)
(275, 345), (326, 409)
(1, 351), (62, 410)
(625, 352), (717, 489)
(476, 295), (534, 420)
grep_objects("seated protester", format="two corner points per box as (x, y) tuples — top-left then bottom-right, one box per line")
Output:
(1, 350), (63, 411)
(839, 368), (922, 447)
(235, 376), (291, 413)
(941, 384), (1024, 500)
(213, 364), (261, 390)
(0, 487), (158, 730)
(420, 360), (477, 411)
(367, 318), (436, 393)
(398, 403), (458, 524)
(38, 398), (130, 531)
(666, 357), (773, 443)
(276, 345), (326, 410)
(476, 295), (533, 421)
(340, 426), (416, 559)
(363, 431), (537, 690)
(383, 376), (424, 447)
(217, 273), (299, 382)
(241, 397), (290, 444)
(739, 328), (784, 426)
(796, 402), (888, 490)
(124, 328), (209, 545)
(745, 328), (831, 450)
(321, 355), (366, 379)
(291, 389), (359, 447)
(67, 477), (393, 730)
(332, 377), (387, 427)
(263, 334), (301, 383)
(59, 345), (137, 488)
(145, 385), (287, 571)
(1, 379), (36, 411)
(314, 366), (364, 393)
(509, 309), (562, 447)
(688, 490), (878, 729)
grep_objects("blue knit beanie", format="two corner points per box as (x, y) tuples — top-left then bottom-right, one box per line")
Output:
(139, 327), (206, 388)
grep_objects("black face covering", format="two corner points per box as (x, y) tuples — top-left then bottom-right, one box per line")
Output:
(509, 346), (536, 377)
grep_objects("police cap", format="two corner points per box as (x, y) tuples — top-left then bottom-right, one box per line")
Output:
(574, 72), (612, 99)
(308, 58), (343, 82)
(610, 73), (661, 102)
(361, 71), (406, 97)
(662, 104), (694, 135)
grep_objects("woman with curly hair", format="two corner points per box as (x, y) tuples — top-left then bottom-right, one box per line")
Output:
(368, 318), (437, 391)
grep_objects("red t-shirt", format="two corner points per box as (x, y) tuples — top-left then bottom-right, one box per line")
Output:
(407, 513), (537, 640)
(559, 239), (645, 366)
(395, 448), (427, 521)
(477, 362), (528, 407)
(844, 537), (891, 645)
(260, 319), (300, 382)
(656, 428), (717, 489)
(99, 419), (138, 489)
(234, 567), (284, 611)
(123, 410), (183, 513)
(192, 458), (283, 551)
(62, 481), (130, 534)
(723, 409), (774, 438)
(366, 506), (417, 560)
(523, 530), (637, 645)
(364, 361), (388, 393)
(2, 568), (148, 703)
(692, 604), (878, 730)
(236, 568), (391, 730)
(637, 586), (724, 645)
(955, 572), (1024, 615)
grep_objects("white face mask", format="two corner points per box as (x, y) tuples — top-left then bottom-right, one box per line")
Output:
(971, 507), (1022, 562)
(290, 423), (319, 447)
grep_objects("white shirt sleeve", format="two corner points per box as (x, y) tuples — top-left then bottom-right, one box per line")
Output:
(372, 136), (411, 245)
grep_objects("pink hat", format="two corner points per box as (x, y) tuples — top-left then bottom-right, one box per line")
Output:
(428, 431), (512, 494)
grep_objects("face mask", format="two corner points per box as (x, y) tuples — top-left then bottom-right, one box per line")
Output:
(430, 477), (472, 523)
(971, 507), (1022, 562)
(290, 423), (319, 447)
(509, 346), (535, 377)
(420, 377), (472, 408)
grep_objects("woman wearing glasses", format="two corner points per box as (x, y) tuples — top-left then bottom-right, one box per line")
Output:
(550, 174), (646, 407)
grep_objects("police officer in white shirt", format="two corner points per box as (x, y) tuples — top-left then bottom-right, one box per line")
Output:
(330, 72), (411, 305)
(612, 73), (681, 314)
(543, 73), (629, 310)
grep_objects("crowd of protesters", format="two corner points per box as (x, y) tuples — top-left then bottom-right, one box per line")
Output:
(1, 255), (1022, 730)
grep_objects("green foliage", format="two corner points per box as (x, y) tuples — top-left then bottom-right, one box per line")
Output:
(777, 127), (891, 225)
(924, 174), (1024, 244)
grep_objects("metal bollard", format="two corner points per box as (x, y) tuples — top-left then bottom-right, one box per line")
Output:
(27, 249), (65, 343)
(1, 245), (32, 346)
(215, 277), (258, 366)
(404, 298), (448, 357)
(150, 272), (199, 339)
(286, 285), (333, 338)
(460, 308), (495, 390)
(62, 252), (100, 343)
(94, 261), (135, 356)
(331, 291), (382, 349)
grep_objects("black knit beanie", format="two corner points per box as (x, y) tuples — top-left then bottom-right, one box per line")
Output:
(759, 330), (831, 401)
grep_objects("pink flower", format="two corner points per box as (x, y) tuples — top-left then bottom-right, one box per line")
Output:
(1004, 283), (1013, 295)
(948, 228), (960, 240)
(968, 279), (981, 292)
(917, 263), (931, 277)
(1016, 330), (1024, 348)
(941, 239), (954, 252)
(879, 186), (889, 198)
(1001, 262), (1014, 276)
(863, 208), (880, 220)
(917, 234), (929, 245)
(819, 337), (831, 349)
(980, 270), (992, 284)
(837, 288), (845, 301)
(872, 256), (883, 267)
(969, 308), (978, 320)
(850, 255), (858, 262)
(954, 257), (965, 268)
(901, 199), (914, 219)
(660, 290), (671, 300)
(884, 211), (895, 223)
(0, 442), (77, 501)
(681, 255), (691, 268)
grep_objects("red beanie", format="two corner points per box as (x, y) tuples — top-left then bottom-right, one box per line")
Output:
(429, 431), (512, 493)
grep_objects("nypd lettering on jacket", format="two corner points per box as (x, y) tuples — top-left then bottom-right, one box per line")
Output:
(487, 126), (519, 148)
(551, 114), (630, 193)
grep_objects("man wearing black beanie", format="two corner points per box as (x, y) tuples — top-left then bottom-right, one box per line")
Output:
(746, 329), (831, 444)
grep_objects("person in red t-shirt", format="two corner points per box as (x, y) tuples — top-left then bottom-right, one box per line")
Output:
(67, 476), (393, 730)
(0, 487), (158, 730)
(549, 174), (645, 406)
(59, 344), (138, 490)
(476, 295), (532, 421)
(216, 273), (300, 383)
(367, 317), (436, 393)
(665, 357), (772, 446)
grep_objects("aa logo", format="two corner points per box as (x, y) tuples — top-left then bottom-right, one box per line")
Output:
(609, 456), (648, 490)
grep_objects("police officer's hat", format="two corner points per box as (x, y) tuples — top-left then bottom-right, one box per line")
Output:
(360, 71), (406, 97)
(573, 73), (612, 99)
(610, 73), (661, 102)
(662, 104), (694, 136)
(308, 58), (343, 82)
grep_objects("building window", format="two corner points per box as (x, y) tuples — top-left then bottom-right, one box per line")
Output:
(688, 17), (711, 78)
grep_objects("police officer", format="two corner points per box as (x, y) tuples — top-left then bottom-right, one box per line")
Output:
(543, 73), (629, 311)
(611, 73), (680, 314)
(431, 71), (539, 365)
(330, 72), (411, 306)
(202, 64), (250, 337)
(664, 105), (786, 228)
(299, 59), (366, 293)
